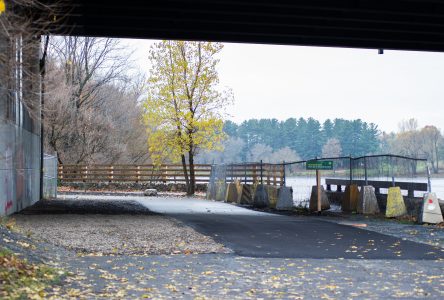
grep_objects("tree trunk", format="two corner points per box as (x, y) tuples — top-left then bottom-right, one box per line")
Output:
(411, 161), (417, 175)
(181, 154), (190, 191)
(433, 160), (438, 174)
(188, 150), (195, 195)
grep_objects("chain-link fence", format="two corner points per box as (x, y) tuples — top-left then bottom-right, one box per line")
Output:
(43, 154), (57, 199)
(351, 155), (429, 197)
(284, 156), (351, 208)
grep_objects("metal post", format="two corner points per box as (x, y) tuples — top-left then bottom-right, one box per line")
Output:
(390, 156), (394, 187)
(427, 165), (432, 192)
(260, 160), (263, 185)
(283, 161), (286, 186)
(364, 156), (368, 186)
(244, 163), (247, 184)
(349, 155), (353, 185)
(231, 164), (234, 183)
(316, 169), (321, 212)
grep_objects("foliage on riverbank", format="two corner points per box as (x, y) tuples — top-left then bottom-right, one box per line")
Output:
(0, 218), (65, 299)
(0, 246), (64, 299)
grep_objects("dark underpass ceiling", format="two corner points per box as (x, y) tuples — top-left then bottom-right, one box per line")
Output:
(52, 0), (444, 52)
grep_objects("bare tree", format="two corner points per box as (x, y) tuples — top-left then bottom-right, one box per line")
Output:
(420, 125), (442, 173)
(248, 143), (273, 162)
(49, 36), (133, 109)
(321, 138), (342, 158)
(270, 147), (300, 163)
(43, 37), (148, 164)
(398, 118), (418, 133)
(196, 136), (246, 164)
(0, 0), (68, 119)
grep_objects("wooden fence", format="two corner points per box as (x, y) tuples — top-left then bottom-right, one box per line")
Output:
(58, 164), (212, 183)
(58, 163), (285, 186)
(222, 163), (285, 186)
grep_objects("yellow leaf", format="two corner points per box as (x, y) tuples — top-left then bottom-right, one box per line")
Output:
(0, 0), (5, 15)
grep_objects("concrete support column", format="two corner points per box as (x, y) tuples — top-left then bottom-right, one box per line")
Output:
(0, 33), (42, 216)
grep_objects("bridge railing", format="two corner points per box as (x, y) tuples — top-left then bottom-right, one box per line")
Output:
(325, 178), (428, 198)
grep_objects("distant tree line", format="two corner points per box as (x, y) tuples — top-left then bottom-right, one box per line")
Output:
(197, 117), (444, 174)
(196, 118), (380, 164)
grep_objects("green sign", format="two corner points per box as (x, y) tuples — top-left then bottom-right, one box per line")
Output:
(306, 160), (333, 170)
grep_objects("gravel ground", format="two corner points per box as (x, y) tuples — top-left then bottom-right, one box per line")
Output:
(12, 199), (228, 256)
(4, 224), (443, 299)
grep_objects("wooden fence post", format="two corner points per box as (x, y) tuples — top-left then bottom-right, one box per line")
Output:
(281, 162), (285, 186)
(273, 165), (277, 186)
(162, 164), (167, 183)
(137, 165), (140, 183)
(84, 165), (88, 182)
(59, 165), (63, 181)
(109, 165), (114, 182)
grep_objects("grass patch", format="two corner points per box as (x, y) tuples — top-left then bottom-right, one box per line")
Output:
(0, 217), (16, 231)
(0, 247), (65, 299)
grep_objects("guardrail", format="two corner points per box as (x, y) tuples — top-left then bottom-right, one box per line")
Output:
(325, 178), (428, 197)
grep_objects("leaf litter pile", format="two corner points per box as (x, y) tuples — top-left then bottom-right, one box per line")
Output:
(13, 199), (228, 256)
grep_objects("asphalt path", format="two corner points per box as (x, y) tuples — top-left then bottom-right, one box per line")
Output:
(134, 196), (444, 260)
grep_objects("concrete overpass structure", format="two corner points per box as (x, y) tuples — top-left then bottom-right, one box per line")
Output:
(2, 0), (444, 215)
(60, 0), (444, 52)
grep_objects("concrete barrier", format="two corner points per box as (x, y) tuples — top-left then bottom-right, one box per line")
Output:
(266, 185), (279, 208)
(253, 184), (269, 208)
(240, 184), (254, 205)
(276, 186), (294, 210)
(342, 184), (359, 212)
(418, 192), (443, 224)
(309, 185), (330, 212)
(235, 181), (243, 203)
(225, 181), (243, 203)
(206, 183), (216, 200)
(358, 186), (380, 214)
(215, 181), (227, 202)
(385, 187), (407, 217)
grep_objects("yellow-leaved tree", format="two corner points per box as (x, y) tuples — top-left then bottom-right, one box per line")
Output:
(143, 41), (232, 195)
(0, 0), (5, 15)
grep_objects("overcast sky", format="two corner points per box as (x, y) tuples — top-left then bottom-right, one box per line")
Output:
(125, 39), (444, 133)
